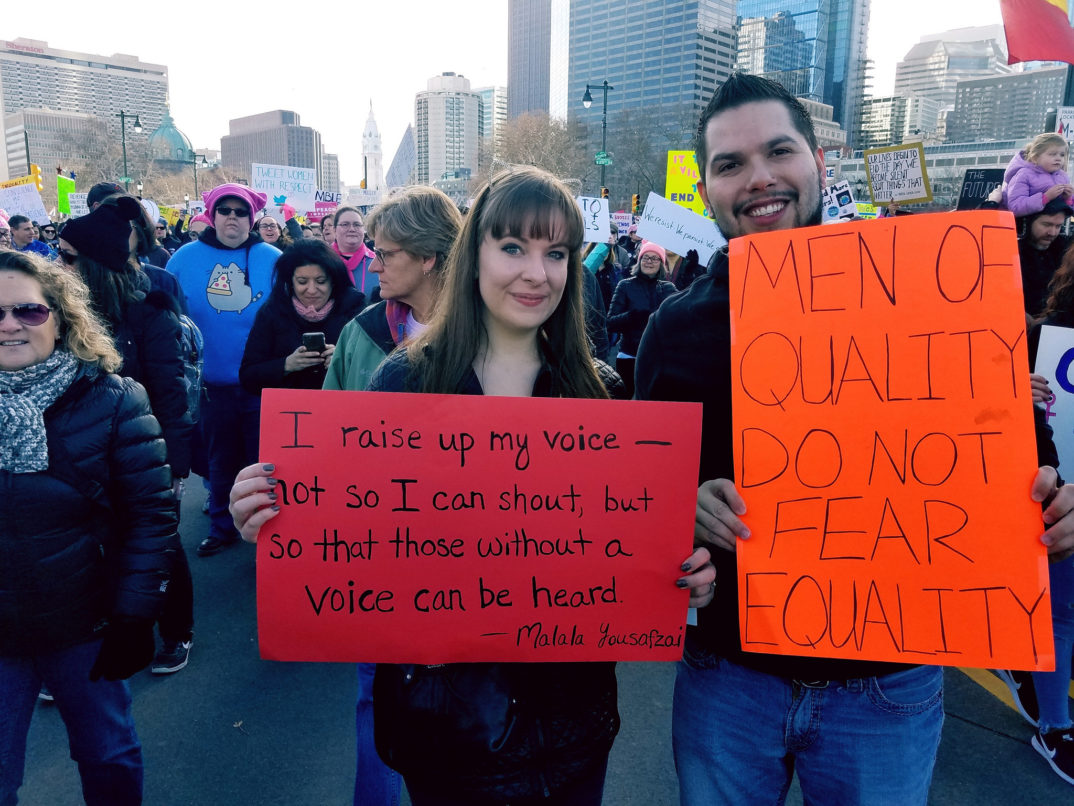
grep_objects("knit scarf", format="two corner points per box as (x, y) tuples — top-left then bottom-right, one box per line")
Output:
(292, 296), (335, 323)
(0, 349), (82, 473)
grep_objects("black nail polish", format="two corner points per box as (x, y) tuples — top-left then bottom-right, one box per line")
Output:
(681, 561), (692, 572)
(267, 477), (278, 487)
(267, 492), (277, 501)
(676, 578), (689, 588)
(262, 463), (275, 472)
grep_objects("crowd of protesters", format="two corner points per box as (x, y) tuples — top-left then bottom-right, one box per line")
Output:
(2, 71), (1074, 806)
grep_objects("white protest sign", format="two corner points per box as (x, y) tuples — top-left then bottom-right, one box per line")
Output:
(1057, 106), (1074, 143)
(612, 212), (632, 237)
(140, 199), (161, 224)
(67, 192), (89, 217)
(863, 142), (932, 205)
(1034, 325), (1074, 468)
(575, 196), (610, 243)
(636, 192), (726, 264)
(821, 179), (857, 223)
(251, 163), (318, 212)
(0, 183), (49, 225)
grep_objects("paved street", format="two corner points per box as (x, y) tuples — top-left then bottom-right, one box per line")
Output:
(18, 480), (1074, 805)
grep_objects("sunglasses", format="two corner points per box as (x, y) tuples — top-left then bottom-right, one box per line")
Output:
(42, 228), (56, 234)
(0, 303), (53, 326)
(57, 249), (78, 266)
(215, 206), (250, 218)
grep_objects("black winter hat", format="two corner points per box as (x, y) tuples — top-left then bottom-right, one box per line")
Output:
(60, 195), (143, 270)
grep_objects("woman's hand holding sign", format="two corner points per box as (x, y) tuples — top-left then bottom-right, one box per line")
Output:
(230, 462), (280, 542)
(695, 478), (750, 553)
(1033, 466), (1074, 562)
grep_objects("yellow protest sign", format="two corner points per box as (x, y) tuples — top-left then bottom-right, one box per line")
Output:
(665, 151), (707, 217)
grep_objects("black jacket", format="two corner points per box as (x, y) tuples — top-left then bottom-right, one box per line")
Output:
(240, 288), (366, 394)
(369, 349), (622, 802)
(0, 369), (177, 656)
(1019, 234), (1069, 317)
(606, 273), (677, 356)
(113, 290), (194, 477)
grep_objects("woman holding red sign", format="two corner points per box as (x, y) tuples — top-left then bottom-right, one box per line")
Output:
(230, 166), (715, 805)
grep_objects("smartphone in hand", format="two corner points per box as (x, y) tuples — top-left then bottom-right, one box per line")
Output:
(302, 332), (326, 353)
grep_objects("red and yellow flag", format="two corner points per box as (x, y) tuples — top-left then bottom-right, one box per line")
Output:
(1001, 0), (1074, 64)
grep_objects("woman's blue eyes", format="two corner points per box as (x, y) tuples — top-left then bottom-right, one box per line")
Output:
(501, 243), (567, 260)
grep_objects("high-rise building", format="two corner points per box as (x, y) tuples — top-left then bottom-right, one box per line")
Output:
(859, 95), (942, 150)
(893, 28), (1009, 110)
(569, 0), (737, 121)
(507, 0), (570, 119)
(386, 125), (417, 188)
(414, 73), (481, 185)
(476, 86), (508, 158)
(0, 37), (168, 180)
(734, 0), (871, 147)
(321, 153), (340, 194)
(798, 98), (847, 151)
(362, 104), (386, 192)
(944, 66), (1065, 145)
(220, 110), (323, 185)
(3, 109), (108, 178)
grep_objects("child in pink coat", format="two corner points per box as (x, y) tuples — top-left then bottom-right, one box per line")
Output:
(1004, 132), (1074, 217)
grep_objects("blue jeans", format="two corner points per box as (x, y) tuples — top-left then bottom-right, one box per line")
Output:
(1032, 556), (1074, 733)
(673, 644), (944, 806)
(354, 663), (401, 806)
(202, 384), (261, 542)
(0, 640), (142, 806)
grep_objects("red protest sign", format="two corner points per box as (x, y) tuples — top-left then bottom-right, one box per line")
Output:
(256, 389), (702, 663)
(728, 211), (1053, 670)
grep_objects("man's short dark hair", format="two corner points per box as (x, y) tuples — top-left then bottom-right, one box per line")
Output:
(8, 215), (29, 229)
(694, 72), (819, 177)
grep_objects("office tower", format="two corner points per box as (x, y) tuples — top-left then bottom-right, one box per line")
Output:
(734, 0), (870, 146)
(476, 85), (509, 159)
(508, 0), (570, 119)
(945, 66), (1066, 144)
(321, 153), (340, 194)
(4, 109), (107, 178)
(220, 110), (323, 186)
(894, 27), (1009, 110)
(859, 95), (942, 150)
(0, 37), (168, 179)
(414, 73), (481, 185)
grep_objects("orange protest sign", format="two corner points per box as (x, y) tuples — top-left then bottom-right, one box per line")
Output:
(728, 211), (1053, 670)
(256, 389), (703, 663)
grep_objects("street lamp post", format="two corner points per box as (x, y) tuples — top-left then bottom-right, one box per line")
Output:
(115, 111), (143, 192)
(188, 153), (208, 199)
(581, 80), (614, 189)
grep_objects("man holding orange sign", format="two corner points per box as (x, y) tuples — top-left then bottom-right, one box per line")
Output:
(636, 72), (1074, 805)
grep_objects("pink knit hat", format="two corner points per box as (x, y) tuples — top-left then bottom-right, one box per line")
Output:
(637, 240), (667, 264)
(202, 183), (268, 226)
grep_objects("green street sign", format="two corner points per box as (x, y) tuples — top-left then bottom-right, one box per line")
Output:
(595, 156), (613, 166)
(595, 150), (607, 160)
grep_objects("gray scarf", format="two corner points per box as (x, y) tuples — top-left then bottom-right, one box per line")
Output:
(0, 350), (83, 473)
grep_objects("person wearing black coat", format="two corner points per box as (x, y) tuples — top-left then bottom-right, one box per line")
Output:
(0, 252), (177, 805)
(58, 196), (197, 676)
(606, 240), (677, 398)
(240, 238), (365, 394)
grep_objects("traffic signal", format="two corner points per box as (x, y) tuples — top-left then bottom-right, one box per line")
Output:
(600, 187), (609, 199)
(631, 194), (640, 214)
(30, 163), (43, 191)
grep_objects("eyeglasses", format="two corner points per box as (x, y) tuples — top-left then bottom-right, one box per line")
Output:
(188, 231), (201, 240)
(155, 226), (166, 231)
(336, 221), (364, 230)
(258, 221), (279, 229)
(215, 206), (250, 218)
(57, 249), (78, 266)
(373, 247), (404, 263)
(640, 254), (662, 263)
(0, 303), (53, 326)
(42, 228), (56, 234)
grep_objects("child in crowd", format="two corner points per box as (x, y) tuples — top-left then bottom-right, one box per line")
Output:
(1004, 132), (1074, 217)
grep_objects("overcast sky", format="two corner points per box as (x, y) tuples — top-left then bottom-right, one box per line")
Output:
(10, 1), (1004, 185)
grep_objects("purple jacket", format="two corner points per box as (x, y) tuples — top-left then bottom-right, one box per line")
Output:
(1003, 150), (1074, 216)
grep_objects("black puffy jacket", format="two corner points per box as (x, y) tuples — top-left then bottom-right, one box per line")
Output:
(0, 368), (177, 657)
(606, 273), (677, 356)
(113, 290), (193, 477)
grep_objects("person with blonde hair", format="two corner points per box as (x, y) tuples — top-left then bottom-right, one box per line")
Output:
(1004, 132), (1074, 217)
(0, 251), (177, 805)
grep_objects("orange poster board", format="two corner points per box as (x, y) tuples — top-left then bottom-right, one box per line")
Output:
(256, 389), (703, 663)
(728, 211), (1054, 670)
